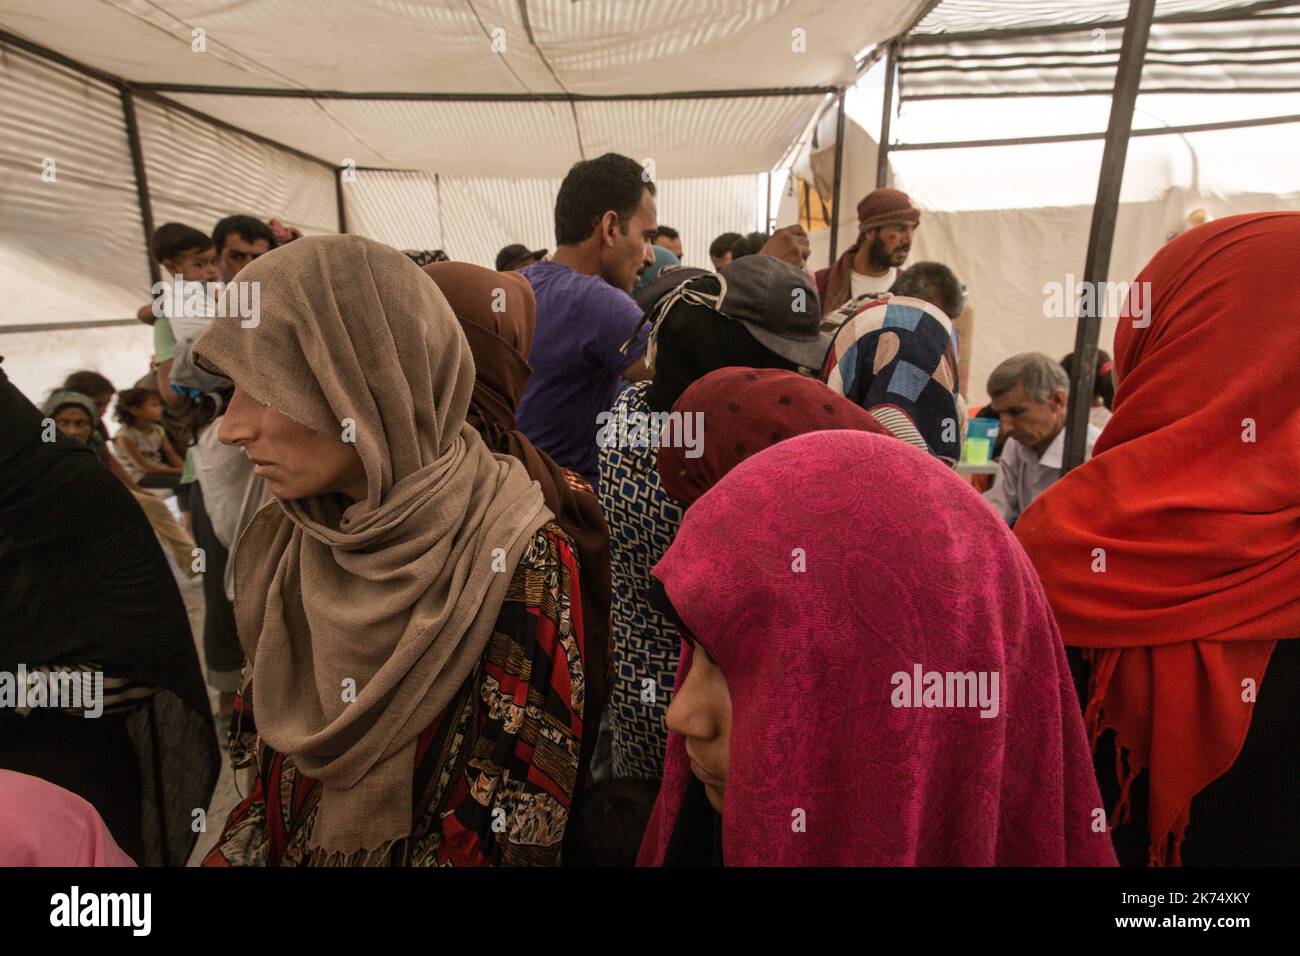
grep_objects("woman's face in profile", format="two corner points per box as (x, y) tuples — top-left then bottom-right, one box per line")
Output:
(666, 641), (732, 812)
(219, 387), (367, 502)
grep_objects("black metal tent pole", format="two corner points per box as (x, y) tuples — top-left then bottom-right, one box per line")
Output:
(765, 170), (773, 232)
(888, 111), (1300, 151)
(827, 89), (847, 263)
(119, 87), (160, 287)
(335, 166), (348, 234)
(876, 41), (898, 189)
(903, 0), (1296, 47)
(131, 83), (839, 101)
(1062, 0), (1157, 473)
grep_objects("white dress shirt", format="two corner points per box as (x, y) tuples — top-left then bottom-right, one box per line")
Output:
(983, 423), (1101, 526)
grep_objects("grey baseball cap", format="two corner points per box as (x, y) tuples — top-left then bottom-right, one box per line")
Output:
(718, 255), (831, 369)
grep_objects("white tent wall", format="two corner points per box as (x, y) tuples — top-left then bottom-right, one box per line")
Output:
(438, 174), (763, 270)
(0, 48), (149, 317)
(437, 176), (560, 267)
(134, 97), (337, 238)
(0, 47), (339, 406)
(341, 170), (444, 252)
(914, 186), (1300, 410)
(2, 326), (155, 412)
(0, 46), (156, 404)
(651, 175), (764, 270)
(344, 171), (762, 271)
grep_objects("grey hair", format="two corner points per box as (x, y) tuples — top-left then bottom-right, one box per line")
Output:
(987, 352), (1069, 403)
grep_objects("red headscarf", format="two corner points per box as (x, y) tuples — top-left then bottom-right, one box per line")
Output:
(656, 367), (889, 505)
(639, 431), (1116, 866)
(1015, 212), (1300, 866)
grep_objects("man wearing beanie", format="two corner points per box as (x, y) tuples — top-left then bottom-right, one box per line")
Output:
(815, 186), (920, 316)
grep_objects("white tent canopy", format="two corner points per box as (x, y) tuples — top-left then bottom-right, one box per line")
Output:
(0, 0), (929, 175)
(1, 0), (935, 402)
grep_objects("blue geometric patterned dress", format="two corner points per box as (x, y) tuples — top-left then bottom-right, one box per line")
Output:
(597, 381), (685, 780)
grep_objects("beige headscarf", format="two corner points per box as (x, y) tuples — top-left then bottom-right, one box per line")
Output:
(193, 236), (551, 864)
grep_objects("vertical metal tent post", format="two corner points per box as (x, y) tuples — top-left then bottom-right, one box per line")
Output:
(120, 87), (160, 287)
(335, 166), (348, 234)
(828, 89), (847, 263)
(765, 170), (773, 232)
(876, 41), (898, 189)
(1062, 0), (1157, 472)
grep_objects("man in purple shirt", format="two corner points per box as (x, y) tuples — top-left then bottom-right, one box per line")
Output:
(516, 153), (658, 490)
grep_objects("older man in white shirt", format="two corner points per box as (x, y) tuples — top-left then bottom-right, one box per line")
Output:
(983, 353), (1101, 526)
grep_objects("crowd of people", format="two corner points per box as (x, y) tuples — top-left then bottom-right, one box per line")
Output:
(2, 149), (1296, 868)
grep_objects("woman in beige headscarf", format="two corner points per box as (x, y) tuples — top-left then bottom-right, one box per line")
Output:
(194, 236), (588, 867)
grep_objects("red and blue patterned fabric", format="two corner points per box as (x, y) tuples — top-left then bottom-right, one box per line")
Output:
(820, 295), (966, 464)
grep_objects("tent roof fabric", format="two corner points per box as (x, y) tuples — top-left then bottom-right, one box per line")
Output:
(902, 1), (1300, 99)
(158, 91), (826, 177)
(911, 0), (1293, 36)
(0, 0), (928, 176)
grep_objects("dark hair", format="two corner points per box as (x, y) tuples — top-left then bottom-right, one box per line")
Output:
(554, 153), (656, 246)
(709, 232), (743, 259)
(731, 231), (770, 260)
(645, 288), (800, 414)
(1060, 349), (1116, 409)
(114, 387), (160, 426)
(654, 225), (679, 241)
(151, 223), (212, 263)
(212, 215), (278, 255)
(890, 261), (966, 319)
(62, 370), (114, 398)
(562, 779), (660, 867)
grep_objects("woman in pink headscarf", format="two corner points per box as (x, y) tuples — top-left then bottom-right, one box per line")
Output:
(639, 431), (1115, 866)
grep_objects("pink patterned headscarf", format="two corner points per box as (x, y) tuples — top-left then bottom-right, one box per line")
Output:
(639, 431), (1115, 866)
(0, 771), (136, 866)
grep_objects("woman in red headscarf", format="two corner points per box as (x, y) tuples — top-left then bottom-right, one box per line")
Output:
(1016, 212), (1300, 866)
(639, 430), (1116, 866)
(656, 366), (890, 505)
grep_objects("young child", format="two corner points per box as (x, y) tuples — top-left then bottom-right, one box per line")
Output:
(112, 388), (184, 489)
(145, 224), (221, 407)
